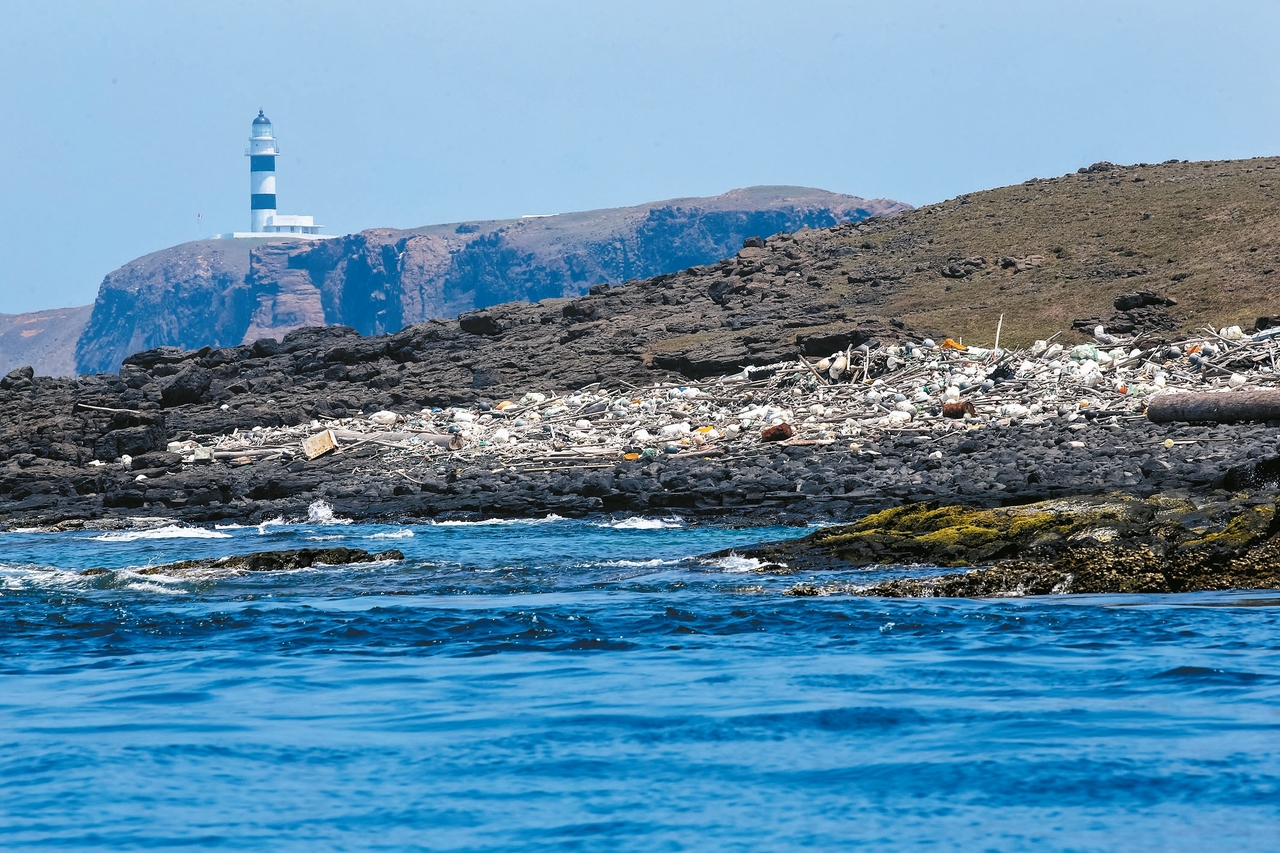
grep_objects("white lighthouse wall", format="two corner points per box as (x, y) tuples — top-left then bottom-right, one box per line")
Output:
(248, 136), (278, 155)
(250, 172), (276, 196)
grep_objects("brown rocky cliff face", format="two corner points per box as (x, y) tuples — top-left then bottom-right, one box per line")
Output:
(73, 187), (906, 373)
(74, 239), (270, 376)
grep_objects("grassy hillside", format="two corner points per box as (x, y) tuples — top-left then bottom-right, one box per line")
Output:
(816, 157), (1280, 347)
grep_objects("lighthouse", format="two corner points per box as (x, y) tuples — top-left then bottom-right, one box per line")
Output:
(236, 110), (325, 237)
(247, 110), (278, 232)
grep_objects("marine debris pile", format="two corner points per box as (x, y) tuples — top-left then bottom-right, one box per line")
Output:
(164, 324), (1280, 473)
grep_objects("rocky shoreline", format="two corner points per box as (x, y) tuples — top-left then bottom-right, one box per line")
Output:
(3, 412), (1276, 531)
(6, 333), (1280, 595)
(731, 491), (1280, 597)
(3, 312), (1280, 542)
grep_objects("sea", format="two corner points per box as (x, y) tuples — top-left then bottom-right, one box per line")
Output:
(2, 505), (1279, 851)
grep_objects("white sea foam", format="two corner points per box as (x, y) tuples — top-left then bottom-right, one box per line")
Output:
(367, 529), (414, 539)
(0, 564), (84, 591)
(123, 581), (190, 595)
(600, 517), (684, 530)
(305, 534), (348, 542)
(712, 554), (767, 573)
(90, 525), (231, 542)
(215, 517), (292, 534)
(598, 558), (681, 568)
(431, 514), (565, 527)
(307, 500), (353, 525)
(312, 557), (403, 569)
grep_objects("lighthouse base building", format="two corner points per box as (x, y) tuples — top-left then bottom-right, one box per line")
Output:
(219, 111), (331, 240)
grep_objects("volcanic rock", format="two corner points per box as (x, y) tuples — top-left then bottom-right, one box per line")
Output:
(80, 546), (404, 577)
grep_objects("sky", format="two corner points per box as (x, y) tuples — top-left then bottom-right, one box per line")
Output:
(1, 0), (1278, 313)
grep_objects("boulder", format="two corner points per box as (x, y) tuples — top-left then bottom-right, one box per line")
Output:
(160, 366), (212, 406)
(1, 366), (34, 391)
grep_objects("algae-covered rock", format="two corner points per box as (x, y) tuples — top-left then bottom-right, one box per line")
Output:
(735, 496), (1162, 571)
(727, 493), (1280, 597)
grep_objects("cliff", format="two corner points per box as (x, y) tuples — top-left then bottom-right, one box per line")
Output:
(0, 306), (92, 378)
(74, 187), (905, 374)
(74, 238), (276, 377)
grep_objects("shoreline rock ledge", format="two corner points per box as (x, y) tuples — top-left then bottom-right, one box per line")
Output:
(720, 492), (1280, 597)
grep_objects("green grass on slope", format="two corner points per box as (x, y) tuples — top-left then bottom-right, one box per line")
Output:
(817, 157), (1280, 347)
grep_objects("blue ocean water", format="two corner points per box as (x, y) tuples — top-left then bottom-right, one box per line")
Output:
(2, 512), (1279, 851)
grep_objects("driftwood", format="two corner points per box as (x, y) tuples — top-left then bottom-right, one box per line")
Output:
(1147, 390), (1280, 424)
(328, 428), (457, 448)
(73, 402), (143, 416)
(212, 448), (290, 460)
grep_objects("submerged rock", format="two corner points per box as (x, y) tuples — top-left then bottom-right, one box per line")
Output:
(79, 546), (404, 577)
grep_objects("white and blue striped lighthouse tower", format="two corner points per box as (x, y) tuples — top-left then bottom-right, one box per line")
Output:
(247, 110), (278, 232)
(219, 111), (324, 238)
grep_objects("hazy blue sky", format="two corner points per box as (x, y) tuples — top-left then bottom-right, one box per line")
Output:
(2, 1), (1278, 313)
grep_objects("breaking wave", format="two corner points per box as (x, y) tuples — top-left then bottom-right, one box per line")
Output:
(90, 525), (231, 542)
(367, 529), (415, 539)
(598, 517), (684, 530)
(711, 553), (766, 573)
(307, 500), (353, 525)
(431, 514), (566, 527)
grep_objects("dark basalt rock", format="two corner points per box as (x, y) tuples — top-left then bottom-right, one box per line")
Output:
(1113, 290), (1176, 312)
(1220, 455), (1280, 490)
(796, 329), (873, 357)
(159, 366), (212, 406)
(458, 312), (503, 336)
(93, 423), (167, 460)
(1, 366), (34, 391)
(80, 546), (404, 577)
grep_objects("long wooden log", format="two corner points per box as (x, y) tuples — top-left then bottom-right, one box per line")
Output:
(329, 428), (456, 447)
(1147, 390), (1280, 423)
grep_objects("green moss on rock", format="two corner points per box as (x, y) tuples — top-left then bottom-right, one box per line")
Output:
(752, 493), (1280, 598)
